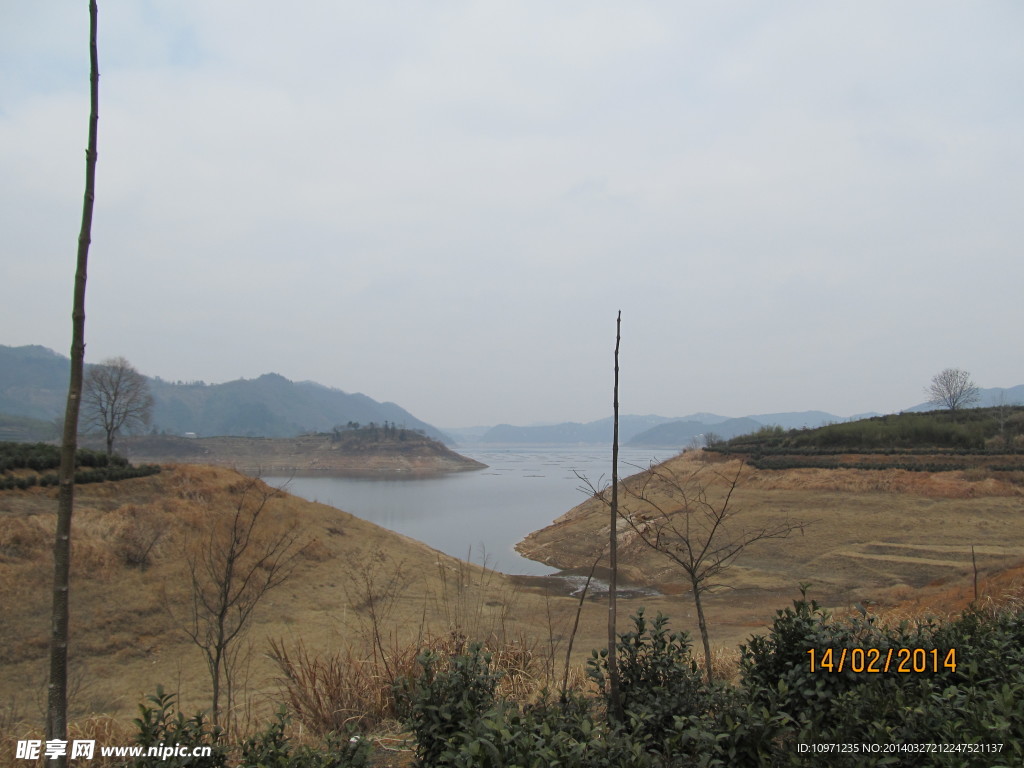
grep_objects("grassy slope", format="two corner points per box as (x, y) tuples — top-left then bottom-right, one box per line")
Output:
(0, 465), (617, 726)
(3, 451), (1022, 734)
(518, 451), (1024, 621)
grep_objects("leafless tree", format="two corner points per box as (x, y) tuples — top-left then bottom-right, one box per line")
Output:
(83, 356), (154, 456)
(702, 431), (723, 448)
(618, 462), (807, 682)
(926, 368), (980, 416)
(177, 478), (306, 728)
(48, 3), (98, 764)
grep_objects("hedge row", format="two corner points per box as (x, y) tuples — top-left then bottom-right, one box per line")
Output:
(715, 407), (1024, 455)
(0, 441), (128, 473)
(743, 457), (1024, 473)
(0, 463), (161, 491)
(711, 445), (1016, 457)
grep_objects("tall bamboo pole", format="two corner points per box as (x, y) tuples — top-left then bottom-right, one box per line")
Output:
(47, 3), (98, 764)
(607, 311), (622, 721)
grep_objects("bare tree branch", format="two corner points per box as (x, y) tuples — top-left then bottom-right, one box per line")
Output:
(615, 461), (807, 682)
(174, 477), (307, 729)
(83, 356), (154, 456)
(926, 367), (980, 416)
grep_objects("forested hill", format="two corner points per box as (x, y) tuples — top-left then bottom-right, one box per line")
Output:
(0, 344), (447, 443)
(147, 374), (446, 441)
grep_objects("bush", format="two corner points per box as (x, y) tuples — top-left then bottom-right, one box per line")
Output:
(386, 598), (1024, 767)
(0, 441), (160, 487)
(589, 608), (709, 742)
(238, 709), (371, 768)
(130, 686), (227, 768)
(739, 590), (1024, 766)
(395, 642), (501, 766)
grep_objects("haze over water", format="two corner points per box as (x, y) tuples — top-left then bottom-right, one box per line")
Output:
(268, 447), (670, 576)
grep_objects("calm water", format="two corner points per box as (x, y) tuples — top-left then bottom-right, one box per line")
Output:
(267, 447), (669, 576)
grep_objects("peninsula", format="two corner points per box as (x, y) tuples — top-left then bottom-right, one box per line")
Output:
(113, 428), (486, 476)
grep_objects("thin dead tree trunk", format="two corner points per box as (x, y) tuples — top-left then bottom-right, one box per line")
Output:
(607, 311), (623, 721)
(47, 2), (99, 764)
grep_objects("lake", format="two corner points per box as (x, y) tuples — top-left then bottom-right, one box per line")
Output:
(267, 446), (672, 576)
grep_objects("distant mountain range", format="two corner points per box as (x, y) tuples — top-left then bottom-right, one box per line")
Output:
(478, 415), (677, 446)
(903, 385), (1024, 414)
(4, 344), (1021, 449)
(0, 345), (448, 443)
(473, 410), (869, 447)
(472, 391), (1024, 448)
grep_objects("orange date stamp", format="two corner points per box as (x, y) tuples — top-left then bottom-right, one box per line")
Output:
(807, 647), (957, 674)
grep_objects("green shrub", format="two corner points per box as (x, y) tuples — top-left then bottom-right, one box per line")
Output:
(0, 441), (160, 487)
(395, 642), (501, 767)
(130, 686), (227, 768)
(238, 709), (371, 768)
(739, 590), (1024, 766)
(387, 598), (1024, 767)
(434, 691), (682, 768)
(589, 608), (709, 742)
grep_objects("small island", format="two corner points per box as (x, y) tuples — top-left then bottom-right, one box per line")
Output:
(115, 424), (486, 476)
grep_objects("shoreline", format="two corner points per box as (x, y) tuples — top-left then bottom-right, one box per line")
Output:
(107, 433), (488, 477)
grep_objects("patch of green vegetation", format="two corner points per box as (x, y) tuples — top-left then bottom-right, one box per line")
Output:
(0, 441), (160, 490)
(324, 421), (432, 446)
(381, 597), (1024, 766)
(128, 688), (370, 768)
(708, 407), (1024, 472)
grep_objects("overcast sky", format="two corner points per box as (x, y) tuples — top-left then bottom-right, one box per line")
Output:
(2, 2), (1022, 428)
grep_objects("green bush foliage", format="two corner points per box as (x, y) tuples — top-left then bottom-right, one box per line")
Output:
(130, 686), (227, 768)
(0, 440), (159, 489)
(588, 608), (710, 744)
(237, 709), (370, 768)
(739, 590), (1024, 766)
(394, 642), (502, 767)
(394, 599), (1023, 767)
(129, 691), (371, 768)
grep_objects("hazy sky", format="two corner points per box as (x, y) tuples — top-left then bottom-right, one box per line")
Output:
(3, 2), (1022, 428)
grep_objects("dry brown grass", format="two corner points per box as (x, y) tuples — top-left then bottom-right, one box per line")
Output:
(0, 464), (614, 753)
(519, 451), (1024, 647)
(266, 628), (556, 741)
(268, 637), (405, 735)
(745, 462), (1024, 498)
(0, 714), (135, 768)
(3, 456), (1022, 760)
